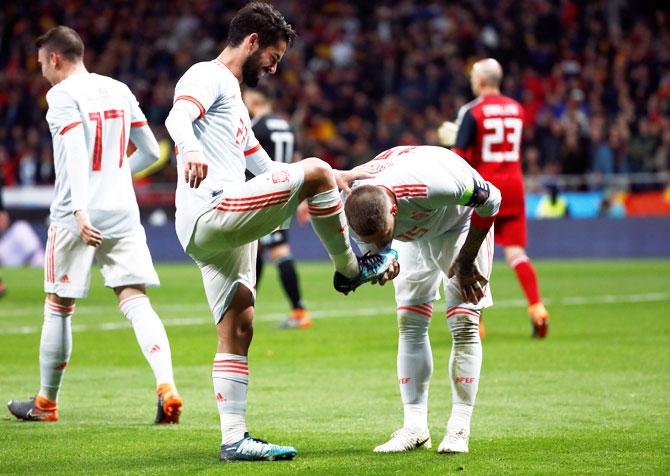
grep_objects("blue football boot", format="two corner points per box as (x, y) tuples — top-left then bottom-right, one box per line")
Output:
(333, 248), (398, 295)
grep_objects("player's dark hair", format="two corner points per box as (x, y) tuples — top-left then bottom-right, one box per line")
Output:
(345, 185), (389, 237)
(226, 2), (297, 49)
(35, 26), (84, 62)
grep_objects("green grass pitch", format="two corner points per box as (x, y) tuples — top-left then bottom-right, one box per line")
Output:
(0, 260), (668, 475)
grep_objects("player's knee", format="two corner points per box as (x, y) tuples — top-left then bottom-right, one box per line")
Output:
(223, 284), (255, 342)
(447, 313), (480, 345)
(302, 157), (336, 191)
(233, 318), (254, 341)
(504, 247), (527, 267)
(46, 294), (75, 308)
(397, 309), (430, 341)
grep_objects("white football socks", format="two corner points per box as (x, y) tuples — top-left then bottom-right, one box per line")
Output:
(213, 353), (248, 445)
(119, 294), (175, 386)
(396, 303), (434, 430)
(446, 307), (482, 434)
(307, 188), (359, 278)
(38, 300), (74, 402)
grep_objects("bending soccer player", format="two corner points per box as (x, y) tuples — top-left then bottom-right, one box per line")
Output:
(344, 145), (501, 454)
(243, 85), (311, 329)
(439, 58), (549, 338)
(164, 3), (396, 462)
(8, 26), (182, 424)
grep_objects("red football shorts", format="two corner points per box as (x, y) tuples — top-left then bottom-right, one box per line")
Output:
(493, 211), (527, 248)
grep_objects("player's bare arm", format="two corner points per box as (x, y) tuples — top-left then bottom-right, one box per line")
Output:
(373, 260), (400, 286)
(448, 173), (501, 303)
(333, 168), (375, 195)
(164, 95), (209, 189)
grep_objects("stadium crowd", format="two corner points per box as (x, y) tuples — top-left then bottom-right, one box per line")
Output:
(0, 0), (668, 189)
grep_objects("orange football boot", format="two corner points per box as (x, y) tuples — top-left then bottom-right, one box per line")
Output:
(280, 308), (312, 329)
(155, 384), (182, 424)
(8, 395), (59, 422)
(529, 303), (549, 338)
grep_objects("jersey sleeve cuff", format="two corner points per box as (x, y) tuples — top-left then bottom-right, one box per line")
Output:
(174, 95), (206, 119)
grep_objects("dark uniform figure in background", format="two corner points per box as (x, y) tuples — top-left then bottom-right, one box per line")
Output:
(243, 85), (311, 329)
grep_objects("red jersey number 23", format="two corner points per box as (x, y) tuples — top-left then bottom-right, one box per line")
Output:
(481, 117), (522, 163)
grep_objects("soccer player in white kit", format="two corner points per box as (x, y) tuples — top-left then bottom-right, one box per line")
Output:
(8, 26), (182, 425)
(164, 3), (397, 462)
(344, 145), (501, 455)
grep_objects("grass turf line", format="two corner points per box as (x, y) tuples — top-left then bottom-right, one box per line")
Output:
(0, 260), (668, 475)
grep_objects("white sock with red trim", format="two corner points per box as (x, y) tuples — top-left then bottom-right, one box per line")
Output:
(213, 353), (249, 445)
(397, 303), (434, 430)
(119, 294), (175, 387)
(39, 300), (74, 402)
(307, 188), (359, 278)
(446, 307), (482, 434)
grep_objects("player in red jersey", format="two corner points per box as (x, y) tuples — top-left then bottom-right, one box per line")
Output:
(440, 58), (549, 338)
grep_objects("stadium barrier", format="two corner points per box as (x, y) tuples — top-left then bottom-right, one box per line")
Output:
(3, 178), (669, 263)
(5, 216), (669, 264)
(92, 216), (670, 261)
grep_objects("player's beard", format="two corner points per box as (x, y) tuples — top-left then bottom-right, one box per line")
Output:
(242, 50), (265, 87)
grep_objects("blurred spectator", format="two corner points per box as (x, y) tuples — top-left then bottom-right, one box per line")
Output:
(597, 191), (627, 219)
(536, 184), (569, 219)
(0, 211), (44, 267)
(0, 0), (667, 189)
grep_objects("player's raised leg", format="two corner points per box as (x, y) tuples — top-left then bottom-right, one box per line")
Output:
(116, 286), (182, 424)
(300, 158), (398, 292)
(300, 158), (359, 278)
(505, 246), (549, 338)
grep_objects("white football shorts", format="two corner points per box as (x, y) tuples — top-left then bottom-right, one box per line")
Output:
(393, 224), (495, 311)
(44, 224), (160, 298)
(186, 163), (305, 322)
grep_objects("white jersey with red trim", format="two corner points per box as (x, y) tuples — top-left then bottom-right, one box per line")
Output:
(46, 72), (147, 238)
(353, 146), (500, 243)
(171, 60), (277, 248)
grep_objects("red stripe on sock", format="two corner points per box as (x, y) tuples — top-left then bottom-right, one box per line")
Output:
(446, 307), (480, 320)
(46, 301), (75, 313)
(118, 294), (148, 309)
(397, 306), (432, 319)
(214, 360), (249, 367)
(213, 363), (248, 368)
(414, 303), (433, 312)
(308, 201), (343, 217)
(212, 368), (249, 376)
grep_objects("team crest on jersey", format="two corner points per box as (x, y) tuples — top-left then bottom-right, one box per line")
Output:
(272, 170), (290, 184)
(410, 211), (431, 221)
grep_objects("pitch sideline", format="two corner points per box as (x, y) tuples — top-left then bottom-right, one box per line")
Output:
(1, 292), (669, 335)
